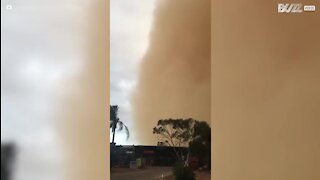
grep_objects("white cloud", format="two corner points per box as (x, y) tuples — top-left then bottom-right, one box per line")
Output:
(1, 0), (93, 179)
(110, 0), (156, 145)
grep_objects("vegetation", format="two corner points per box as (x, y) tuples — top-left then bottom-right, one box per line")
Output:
(110, 105), (129, 144)
(189, 121), (211, 169)
(172, 161), (195, 180)
(153, 118), (211, 179)
(153, 118), (195, 162)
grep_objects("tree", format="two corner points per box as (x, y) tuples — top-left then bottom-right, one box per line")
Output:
(153, 118), (196, 162)
(110, 105), (129, 144)
(189, 121), (211, 169)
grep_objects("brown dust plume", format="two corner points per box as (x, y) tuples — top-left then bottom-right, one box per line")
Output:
(132, 0), (211, 145)
(212, 0), (320, 179)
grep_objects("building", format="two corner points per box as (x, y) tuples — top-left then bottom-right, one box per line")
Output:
(111, 145), (189, 168)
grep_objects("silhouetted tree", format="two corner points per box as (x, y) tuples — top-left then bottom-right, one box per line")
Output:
(153, 118), (195, 163)
(189, 121), (211, 169)
(153, 119), (211, 168)
(110, 105), (129, 144)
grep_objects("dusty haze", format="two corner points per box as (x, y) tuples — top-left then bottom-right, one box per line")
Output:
(132, 0), (211, 145)
(212, 0), (320, 179)
(60, 1), (109, 179)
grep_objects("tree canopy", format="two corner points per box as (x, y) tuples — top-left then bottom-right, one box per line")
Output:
(153, 118), (211, 167)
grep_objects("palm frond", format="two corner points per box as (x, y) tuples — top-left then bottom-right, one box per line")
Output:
(124, 125), (130, 140)
(117, 121), (124, 131)
(109, 105), (130, 142)
(117, 121), (129, 140)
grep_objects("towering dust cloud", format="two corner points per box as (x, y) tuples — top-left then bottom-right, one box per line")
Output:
(132, 0), (211, 145)
(212, 0), (320, 179)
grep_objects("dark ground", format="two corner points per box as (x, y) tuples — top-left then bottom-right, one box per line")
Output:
(110, 167), (172, 180)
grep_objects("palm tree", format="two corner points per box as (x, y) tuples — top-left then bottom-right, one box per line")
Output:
(110, 105), (129, 144)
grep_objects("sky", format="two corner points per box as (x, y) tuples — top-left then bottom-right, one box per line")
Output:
(110, 0), (156, 145)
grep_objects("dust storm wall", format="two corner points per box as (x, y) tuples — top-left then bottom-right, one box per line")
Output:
(132, 0), (211, 145)
(212, 0), (320, 179)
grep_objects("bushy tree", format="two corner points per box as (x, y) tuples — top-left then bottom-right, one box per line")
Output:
(153, 118), (211, 168)
(153, 118), (195, 162)
(189, 121), (211, 169)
